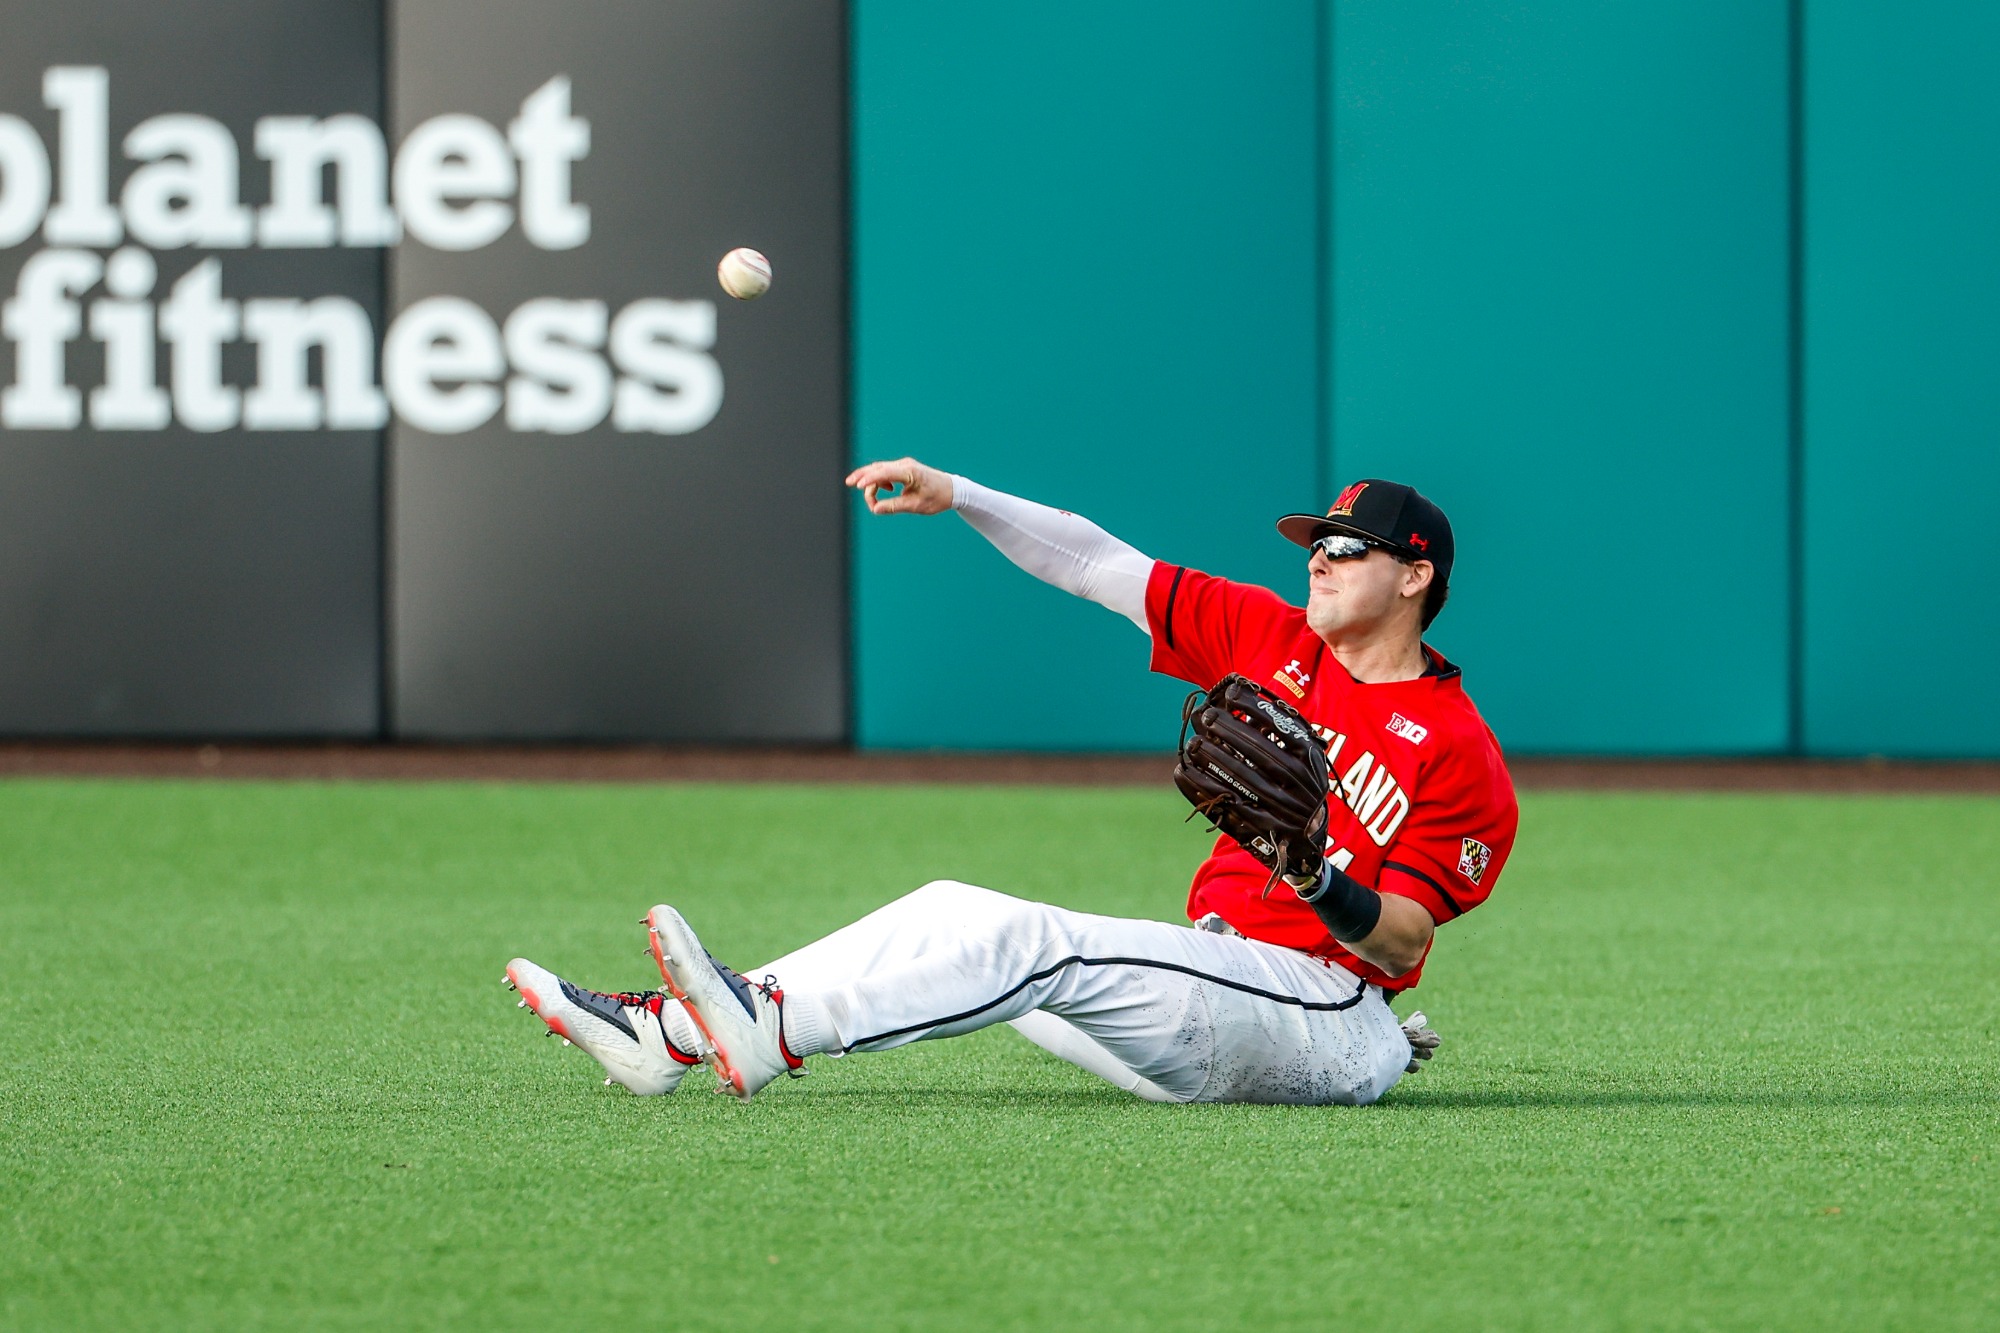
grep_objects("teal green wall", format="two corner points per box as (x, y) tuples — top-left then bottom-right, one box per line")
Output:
(853, 3), (1322, 748)
(1331, 1), (1792, 753)
(854, 2), (1999, 757)
(1802, 2), (2000, 756)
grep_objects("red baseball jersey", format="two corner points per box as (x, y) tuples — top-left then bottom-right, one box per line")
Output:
(1146, 562), (1518, 992)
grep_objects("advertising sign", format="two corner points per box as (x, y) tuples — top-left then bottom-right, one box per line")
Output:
(0, 1), (848, 740)
(0, 2), (386, 734)
(388, 2), (849, 741)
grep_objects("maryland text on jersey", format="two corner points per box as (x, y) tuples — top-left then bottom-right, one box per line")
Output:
(1308, 722), (1411, 846)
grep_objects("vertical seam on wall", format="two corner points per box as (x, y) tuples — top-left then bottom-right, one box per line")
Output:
(1786, 0), (1806, 755)
(1315, 0), (1333, 504)
(378, 0), (395, 739)
(840, 0), (856, 746)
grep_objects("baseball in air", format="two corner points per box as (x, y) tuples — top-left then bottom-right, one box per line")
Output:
(717, 247), (772, 300)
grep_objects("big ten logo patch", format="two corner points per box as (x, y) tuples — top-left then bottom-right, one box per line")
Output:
(1386, 712), (1428, 745)
(0, 68), (722, 437)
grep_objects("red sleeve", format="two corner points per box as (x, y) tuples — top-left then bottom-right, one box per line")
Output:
(1145, 563), (1301, 688)
(1375, 742), (1519, 926)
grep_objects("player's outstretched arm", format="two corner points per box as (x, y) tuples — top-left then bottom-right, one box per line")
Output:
(846, 456), (1154, 633)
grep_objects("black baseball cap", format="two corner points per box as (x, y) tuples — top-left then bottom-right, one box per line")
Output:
(1276, 479), (1454, 587)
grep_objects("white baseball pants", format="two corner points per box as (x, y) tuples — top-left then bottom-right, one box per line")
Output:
(759, 881), (1412, 1106)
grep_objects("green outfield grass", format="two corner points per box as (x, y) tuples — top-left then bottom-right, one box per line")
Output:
(0, 779), (1994, 1331)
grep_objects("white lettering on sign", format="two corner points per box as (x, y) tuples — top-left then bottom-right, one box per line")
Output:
(90, 247), (168, 429)
(504, 299), (611, 434)
(382, 297), (504, 434)
(122, 114), (254, 249)
(257, 115), (400, 248)
(159, 259), (240, 431)
(609, 300), (725, 434)
(509, 76), (591, 251)
(0, 115), (51, 248)
(1, 247), (100, 427)
(42, 67), (121, 246)
(244, 297), (387, 430)
(0, 67), (724, 436)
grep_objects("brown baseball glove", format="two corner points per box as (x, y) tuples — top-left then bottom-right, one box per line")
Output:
(1173, 674), (1331, 896)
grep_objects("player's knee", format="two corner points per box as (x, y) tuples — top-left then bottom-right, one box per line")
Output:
(907, 879), (981, 907)
(907, 879), (1068, 942)
(899, 881), (1067, 952)
(902, 879), (1020, 920)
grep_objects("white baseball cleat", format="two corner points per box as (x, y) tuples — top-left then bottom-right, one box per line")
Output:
(505, 957), (707, 1095)
(643, 904), (804, 1101)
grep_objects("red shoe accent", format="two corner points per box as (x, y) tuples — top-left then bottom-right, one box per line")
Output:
(641, 995), (704, 1065)
(769, 987), (804, 1071)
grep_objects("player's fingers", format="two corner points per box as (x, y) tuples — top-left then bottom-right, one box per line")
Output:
(846, 461), (900, 493)
(850, 458), (916, 484)
(852, 458), (949, 516)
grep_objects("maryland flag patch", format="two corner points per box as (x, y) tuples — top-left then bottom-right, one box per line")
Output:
(1458, 837), (1492, 885)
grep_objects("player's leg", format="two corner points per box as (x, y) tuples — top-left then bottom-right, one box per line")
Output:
(647, 883), (1411, 1105)
(1003, 948), (1410, 1106)
(750, 880), (1015, 990)
(758, 883), (1175, 1099)
(643, 884), (1050, 1098)
(501, 882), (990, 1100)
(793, 885), (1409, 1104)
(1006, 1010), (1176, 1102)
(742, 882), (1180, 1100)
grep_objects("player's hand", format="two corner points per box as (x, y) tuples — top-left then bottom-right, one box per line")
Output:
(846, 457), (955, 516)
(1400, 1010), (1440, 1073)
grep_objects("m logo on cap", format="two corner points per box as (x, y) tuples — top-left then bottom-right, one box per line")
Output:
(1329, 482), (1369, 517)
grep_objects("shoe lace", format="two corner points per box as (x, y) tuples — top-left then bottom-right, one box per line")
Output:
(754, 975), (806, 1075)
(594, 986), (665, 1011)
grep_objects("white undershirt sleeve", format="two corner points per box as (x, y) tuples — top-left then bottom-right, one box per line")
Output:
(950, 475), (1154, 635)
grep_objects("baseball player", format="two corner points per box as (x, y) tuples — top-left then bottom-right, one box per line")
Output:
(506, 460), (1517, 1106)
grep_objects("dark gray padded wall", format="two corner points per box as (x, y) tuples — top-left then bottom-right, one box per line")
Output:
(388, 2), (847, 741)
(0, 2), (383, 735)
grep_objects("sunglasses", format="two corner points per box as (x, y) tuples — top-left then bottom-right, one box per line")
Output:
(1309, 533), (1397, 563)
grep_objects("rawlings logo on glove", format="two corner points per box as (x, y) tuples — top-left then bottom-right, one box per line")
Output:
(1173, 674), (1331, 896)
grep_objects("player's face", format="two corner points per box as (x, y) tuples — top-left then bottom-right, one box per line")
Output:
(1305, 544), (1425, 641)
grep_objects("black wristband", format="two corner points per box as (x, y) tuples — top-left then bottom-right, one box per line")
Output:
(1292, 861), (1382, 943)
